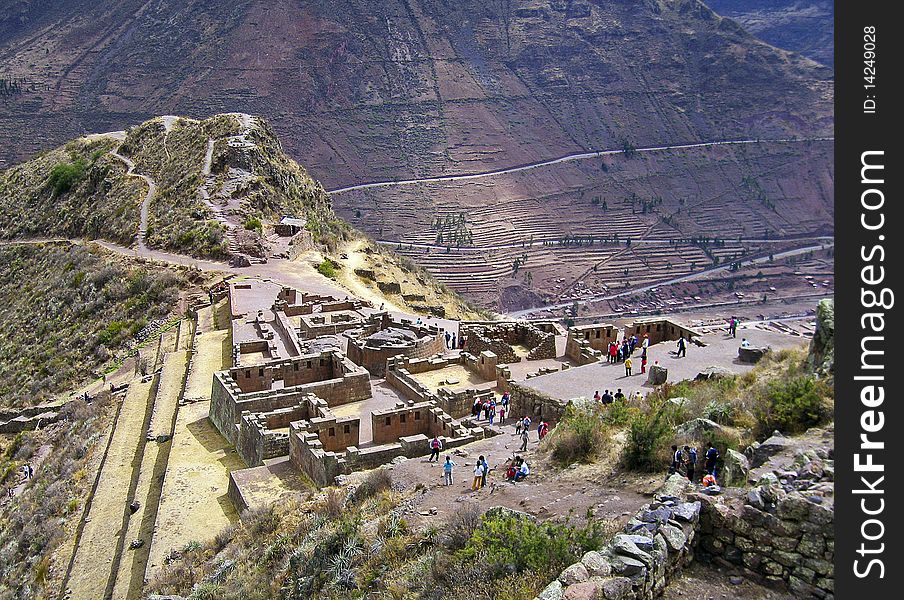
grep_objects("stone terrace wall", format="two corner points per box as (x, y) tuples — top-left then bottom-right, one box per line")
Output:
(694, 491), (834, 599)
(537, 475), (700, 600)
(623, 319), (699, 346)
(509, 382), (567, 423)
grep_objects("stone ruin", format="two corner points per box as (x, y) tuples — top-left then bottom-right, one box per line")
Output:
(344, 313), (446, 376)
(460, 321), (557, 364)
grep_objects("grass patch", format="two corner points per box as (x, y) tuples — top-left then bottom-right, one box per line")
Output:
(316, 258), (339, 279)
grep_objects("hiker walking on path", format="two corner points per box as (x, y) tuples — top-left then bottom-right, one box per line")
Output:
(519, 428), (529, 452)
(428, 436), (443, 462)
(443, 456), (456, 486)
(538, 421), (549, 440)
(676, 335), (687, 358)
(479, 455), (489, 488)
(669, 445), (683, 475)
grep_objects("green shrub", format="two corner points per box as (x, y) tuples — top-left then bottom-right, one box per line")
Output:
(757, 375), (830, 436)
(702, 400), (735, 424)
(622, 400), (677, 472)
(316, 259), (338, 279)
(46, 159), (87, 196)
(458, 511), (607, 581)
(547, 405), (611, 464)
(244, 216), (262, 232)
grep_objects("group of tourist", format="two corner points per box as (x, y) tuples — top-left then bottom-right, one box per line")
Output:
(605, 333), (658, 376)
(4, 463), (34, 499)
(669, 442), (720, 485)
(471, 391), (510, 425)
(727, 316), (741, 338)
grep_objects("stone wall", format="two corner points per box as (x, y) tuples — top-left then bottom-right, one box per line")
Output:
(537, 475), (700, 600)
(209, 355), (371, 445)
(345, 315), (446, 376)
(461, 321), (556, 364)
(693, 465), (835, 598)
(623, 319), (698, 346)
(509, 381), (567, 423)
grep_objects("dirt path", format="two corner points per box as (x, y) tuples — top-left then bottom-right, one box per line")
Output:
(386, 419), (655, 531)
(109, 151), (156, 253)
(326, 138), (833, 195)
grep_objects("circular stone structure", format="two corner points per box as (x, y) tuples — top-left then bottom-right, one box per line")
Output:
(346, 317), (446, 375)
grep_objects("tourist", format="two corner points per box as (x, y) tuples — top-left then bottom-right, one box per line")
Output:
(669, 445), (682, 475)
(428, 436), (443, 462)
(705, 442), (720, 476)
(484, 402), (492, 421)
(630, 335), (638, 353)
(514, 460), (530, 482)
(632, 390), (643, 402)
(593, 390), (601, 402)
(685, 446), (697, 482)
(416, 317), (422, 325)
(519, 428), (529, 452)
(451, 332), (457, 348)
(498, 404), (506, 424)
(472, 461), (485, 490)
(741, 338), (751, 348)
(501, 390), (511, 408)
(608, 342), (617, 363)
(624, 356), (633, 376)
(617, 343), (624, 362)
(472, 398), (482, 418)
(459, 335), (465, 349)
(642, 333), (650, 350)
(676, 335), (687, 358)
(702, 472), (718, 488)
(602, 389), (614, 404)
(504, 457), (521, 481)
(641, 355), (647, 374)
(515, 417), (523, 435)
(445, 331), (452, 348)
(443, 456), (456, 486)
(538, 421), (549, 440)
(614, 389), (625, 402)
(488, 405), (496, 425)
(479, 455), (489, 488)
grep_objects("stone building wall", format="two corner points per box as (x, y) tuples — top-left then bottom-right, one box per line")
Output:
(623, 319), (698, 346)
(509, 382), (568, 423)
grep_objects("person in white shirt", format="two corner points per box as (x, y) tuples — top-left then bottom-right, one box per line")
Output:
(472, 462), (485, 490)
(514, 461), (530, 482)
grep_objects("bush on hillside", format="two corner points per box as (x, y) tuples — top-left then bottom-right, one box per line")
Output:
(755, 375), (830, 437)
(546, 404), (612, 465)
(622, 399), (678, 472)
(46, 159), (87, 196)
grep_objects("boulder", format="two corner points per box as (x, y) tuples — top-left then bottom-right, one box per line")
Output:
(581, 551), (612, 577)
(675, 418), (724, 441)
(745, 489), (765, 511)
(538, 580), (565, 600)
(747, 434), (794, 468)
(721, 449), (750, 487)
(807, 299), (834, 376)
(559, 563), (590, 586)
(738, 346), (769, 364)
(600, 577), (633, 600)
(671, 501), (701, 523)
(612, 536), (654, 568)
(647, 364), (668, 385)
(609, 554), (648, 577)
(657, 474), (691, 500)
(563, 581), (603, 600)
(695, 366), (734, 381)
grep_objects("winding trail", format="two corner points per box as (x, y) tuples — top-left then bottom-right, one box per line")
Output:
(109, 152), (156, 253)
(326, 137), (834, 195)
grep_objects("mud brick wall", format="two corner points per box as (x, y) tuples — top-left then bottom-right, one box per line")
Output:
(694, 492), (834, 598)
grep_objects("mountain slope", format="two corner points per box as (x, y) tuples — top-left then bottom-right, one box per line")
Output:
(705, 1), (833, 67)
(0, 0), (832, 186)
